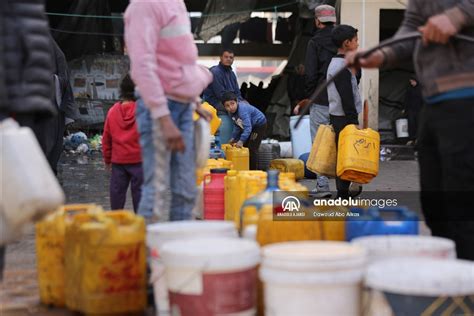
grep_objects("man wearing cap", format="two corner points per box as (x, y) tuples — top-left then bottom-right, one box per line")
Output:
(295, 4), (337, 197)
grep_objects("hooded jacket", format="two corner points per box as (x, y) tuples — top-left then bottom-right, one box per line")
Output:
(102, 101), (142, 165)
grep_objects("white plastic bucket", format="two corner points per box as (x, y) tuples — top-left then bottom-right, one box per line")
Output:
(351, 235), (456, 263)
(290, 115), (312, 159)
(161, 238), (260, 316)
(395, 118), (409, 138)
(366, 258), (474, 316)
(260, 241), (367, 316)
(147, 221), (238, 315)
(278, 141), (293, 158)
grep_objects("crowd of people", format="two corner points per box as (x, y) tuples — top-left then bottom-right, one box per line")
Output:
(0, 0), (473, 280)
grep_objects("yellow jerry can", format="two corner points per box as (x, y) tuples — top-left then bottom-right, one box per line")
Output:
(233, 172), (267, 229)
(307, 124), (337, 178)
(193, 102), (221, 135)
(65, 211), (147, 314)
(337, 125), (380, 184)
(224, 170), (239, 221)
(36, 204), (102, 307)
(256, 205), (346, 247)
(225, 146), (250, 171)
(196, 158), (233, 185)
(269, 159), (305, 180)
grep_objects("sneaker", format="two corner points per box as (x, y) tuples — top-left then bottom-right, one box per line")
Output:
(349, 183), (363, 198)
(309, 186), (332, 199)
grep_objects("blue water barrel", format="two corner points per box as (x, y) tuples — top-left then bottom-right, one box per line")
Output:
(346, 207), (418, 241)
(298, 152), (317, 179)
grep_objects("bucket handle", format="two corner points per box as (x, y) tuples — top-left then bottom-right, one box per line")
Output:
(170, 261), (211, 294)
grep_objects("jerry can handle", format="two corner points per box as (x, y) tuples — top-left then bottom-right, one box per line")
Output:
(238, 201), (261, 236)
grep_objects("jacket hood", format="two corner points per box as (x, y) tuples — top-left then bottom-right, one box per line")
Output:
(116, 101), (137, 129)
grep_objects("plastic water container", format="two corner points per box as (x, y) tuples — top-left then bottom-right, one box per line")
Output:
(224, 170), (239, 221)
(65, 211), (147, 314)
(290, 115), (312, 159)
(196, 158), (233, 185)
(147, 221), (237, 315)
(204, 168), (228, 220)
(209, 147), (225, 159)
(337, 125), (380, 184)
(307, 124), (337, 178)
(269, 158), (305, 180)
(365, 258), (474, 316)
(36, 204), (102, 307)
(346, 207), (418, 241)
(298, 152), (317, 179)
(193, 102), (221, 135)
(0, 119), (65, 237)
(278, 141), (293, 158)
(257, 142), (281, 170)
(225, 146), (250, 170)
(260, 241), (367, 316)
(395, 118), (409, 138)
(161, 238), (260, 316)
(195, 118), (211, 169)
(256, 205), (345, 247)
(233, 171), (267, 229)
(352, 235), (456, 263)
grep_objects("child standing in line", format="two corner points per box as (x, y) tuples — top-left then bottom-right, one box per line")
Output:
(327, 25), (362, 199)
(222, 91), (267, 170)
(102, 74), (143, 211)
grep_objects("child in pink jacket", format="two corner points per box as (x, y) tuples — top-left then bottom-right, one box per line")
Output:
(124, 0), (212, 221)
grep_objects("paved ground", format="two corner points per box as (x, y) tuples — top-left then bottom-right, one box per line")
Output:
(0, 151), (423, 315)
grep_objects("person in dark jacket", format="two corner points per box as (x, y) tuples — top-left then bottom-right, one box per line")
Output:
(351, 0), (474, 260)
(0, 0), (55, 119)
(295, 4), (338, 197)
(0, 0), (55, 280)
(404, 77), (424, 143)
(38, 38), (77, 175)
(287, 64), (306, 112)
(102, 74), (143, 212)
(202, 49), (243, 144)
(222, 92), (267, 170)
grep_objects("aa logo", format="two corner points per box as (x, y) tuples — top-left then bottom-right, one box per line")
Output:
(282, 196), (301, 212)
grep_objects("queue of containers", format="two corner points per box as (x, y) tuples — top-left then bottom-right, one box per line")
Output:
(33, 123), (474, 315)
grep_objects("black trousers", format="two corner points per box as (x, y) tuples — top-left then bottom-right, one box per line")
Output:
(244, 123), (267, 170)
(15, 111), (65, 175)
(330, 115), (357, 199)
(417, 98), (474, 260)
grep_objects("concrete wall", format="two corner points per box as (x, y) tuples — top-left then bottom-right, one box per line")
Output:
(340, 0), (406, 130)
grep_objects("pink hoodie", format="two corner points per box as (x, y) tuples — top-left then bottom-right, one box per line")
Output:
(124, 0), (212, 119)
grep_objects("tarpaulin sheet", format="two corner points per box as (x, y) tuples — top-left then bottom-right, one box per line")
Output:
(49, 0), (115, 61)
(196, 0), (257, 42)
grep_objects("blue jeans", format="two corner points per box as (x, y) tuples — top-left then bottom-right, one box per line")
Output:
(217, 114), (233, 144)
(153, 100), (196, 221)
(310, 104), (330, 189)
(135, 99), (154, 218)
